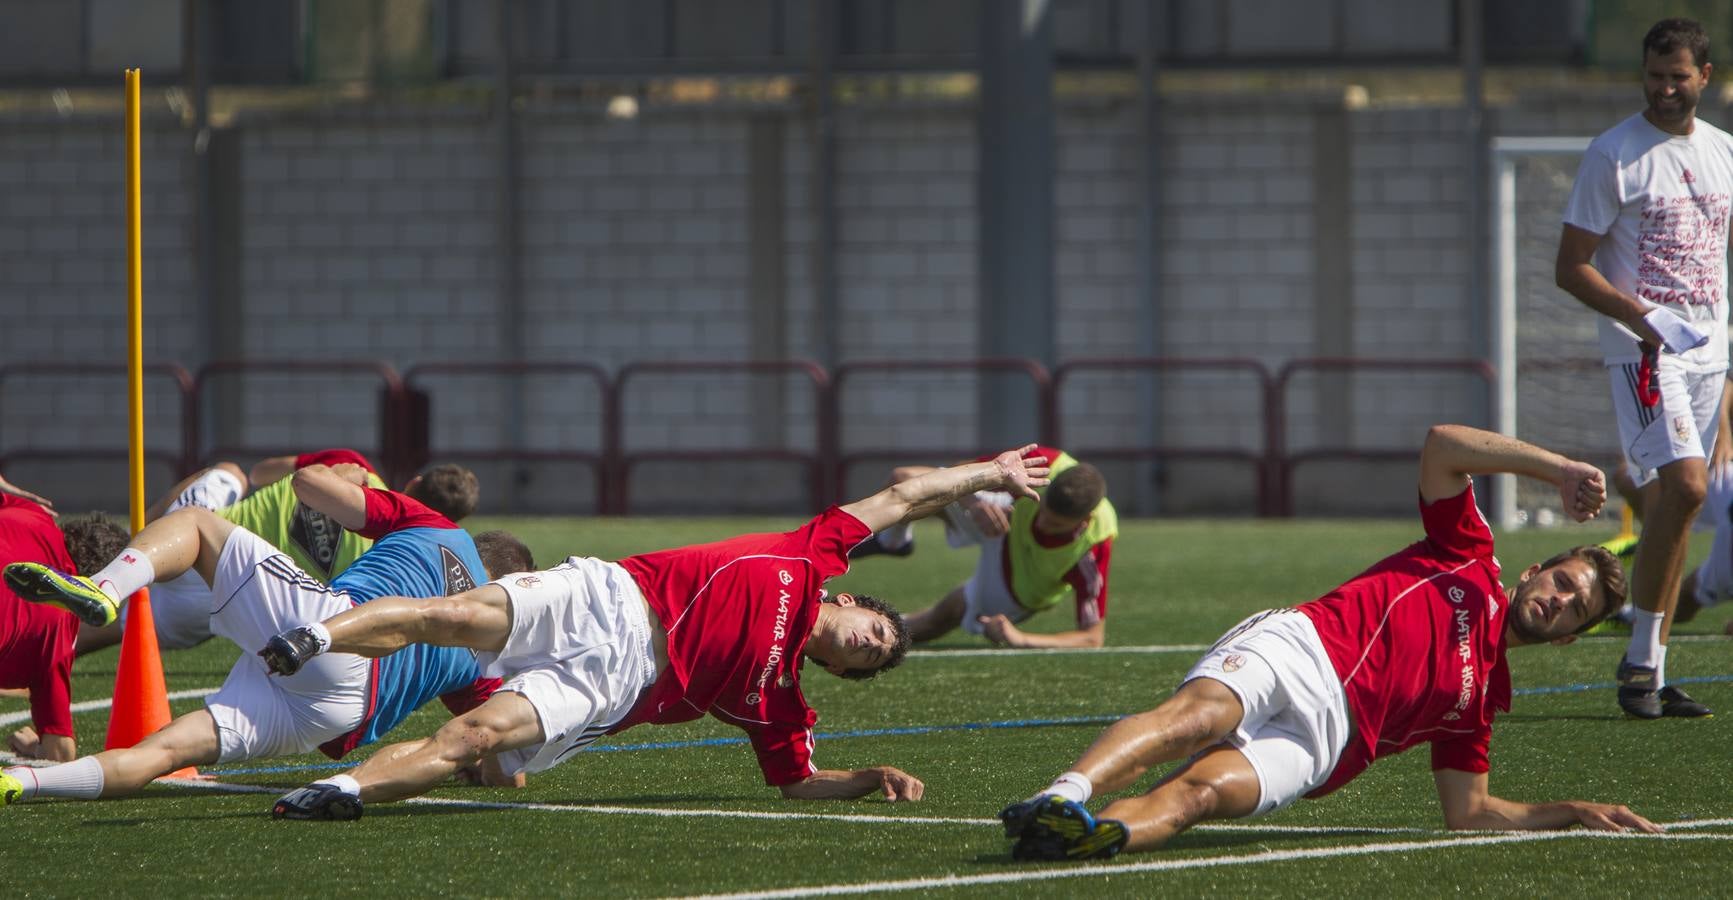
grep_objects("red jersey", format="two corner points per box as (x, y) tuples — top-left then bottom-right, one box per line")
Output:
(295, 448), (379, 474)
(613, 506), (873, 785)
(1297, 483), (1511, 797)
(0, 494), (80, 737)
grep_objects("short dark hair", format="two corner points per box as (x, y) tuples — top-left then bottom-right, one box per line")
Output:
(1538, 544), (1628, 634)
(1645, 17), (1710, 68)
(407, 463), (480, 522)
(474, 529), (535, 580)
(814, 593), (911, 680)
(58, 513), (130, 577)
(1044, 463), (1106, 520)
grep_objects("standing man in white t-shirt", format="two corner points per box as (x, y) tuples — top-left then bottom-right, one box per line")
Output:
(1556, 17), (1732, 718)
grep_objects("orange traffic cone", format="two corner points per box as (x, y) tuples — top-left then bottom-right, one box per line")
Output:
(105, 586), (196, 778)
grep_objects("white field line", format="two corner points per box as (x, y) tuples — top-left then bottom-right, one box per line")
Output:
(683, 828), (1733, 900)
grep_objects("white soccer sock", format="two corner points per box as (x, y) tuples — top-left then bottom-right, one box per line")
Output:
(876, 522), (914, 551)
(312, 774), (361, 797)
(6, 757), (105, 800)
(1039, 771), (1093, 805)
(1654, 644), (1668, 688)
(89, 549), (156, 603)
(1625, 608), (1665, 670)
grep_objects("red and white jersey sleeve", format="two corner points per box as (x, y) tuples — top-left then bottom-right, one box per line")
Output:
(614, 506), (873, 784)
(1298, 482), (1510, 796)
(295, 448), (379, 474)
(357, 487), (457, 539)
(1069, 538), (1112, 628)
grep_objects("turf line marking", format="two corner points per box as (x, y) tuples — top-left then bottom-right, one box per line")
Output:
(152, 777), (1733, 841)
(682, 829), (1731, 899)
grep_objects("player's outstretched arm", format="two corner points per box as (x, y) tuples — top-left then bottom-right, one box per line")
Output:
(0, 474), (56, 516)
(1433, 768), (1660, 833)
(1418, 425), (1605, 521)
(841, 445), (1050, 534)
(290, 464), (372, 530)
(779, 766), (924, 802)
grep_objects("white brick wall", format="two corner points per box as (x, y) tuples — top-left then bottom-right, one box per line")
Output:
(1, 94), (1669, 513)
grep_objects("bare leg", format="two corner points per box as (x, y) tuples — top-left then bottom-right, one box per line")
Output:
(1098, 744), (1262, 852)
(347, 692), (543, 803)
(109, 506), (239, 589)
(1628, 458), (1707, 647)
(902, 586), (966, 642)
(1069, 679), (1245, 794)
(92, 709), (222, 796)
(321, 583), (513, 658)
(1613, 467), (1647, 523)
(75, 620), (123, 656)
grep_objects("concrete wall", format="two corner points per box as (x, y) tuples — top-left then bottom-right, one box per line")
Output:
(0, 90), (1651, 515)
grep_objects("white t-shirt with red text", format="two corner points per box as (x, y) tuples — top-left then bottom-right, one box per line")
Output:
(1295, 483), (1511, 797)
(1563, 112), (1733, 373)
(613, 507), (873, 785)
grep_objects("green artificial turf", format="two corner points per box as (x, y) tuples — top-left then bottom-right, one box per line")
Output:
(3, 517), (1727, 898)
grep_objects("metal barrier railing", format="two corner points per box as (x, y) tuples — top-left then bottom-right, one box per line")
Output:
(0, 361), (197, 478)
(190, 358), (406, 482)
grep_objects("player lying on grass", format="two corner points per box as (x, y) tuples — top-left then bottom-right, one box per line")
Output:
(0, 475), (128, 761)
(256, 445), (1052, 820)
(852, 447), (1116, 648)
(1000, 425), (1661, 862)
(0, 465), (530, 807)
(77, 449), (481, 656)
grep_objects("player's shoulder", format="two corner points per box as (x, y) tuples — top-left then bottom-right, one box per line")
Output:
(1693, 116), (1733, 147)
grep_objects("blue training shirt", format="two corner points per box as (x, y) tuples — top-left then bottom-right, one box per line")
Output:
(316, 489), (493, 759)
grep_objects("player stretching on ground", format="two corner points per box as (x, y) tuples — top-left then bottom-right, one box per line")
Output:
(1000, 425), (1659, 861)
(0, 466), (529, 806)
(257, 445), (1052, 820)
(853, 447), (1115, 648)
(77, 449), (480, 656)
(0, 475), (128, 761)
(1555, 17), (1728, 718)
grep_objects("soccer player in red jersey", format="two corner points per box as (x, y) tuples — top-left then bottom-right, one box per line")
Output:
(0, 474), (128, 761)
(1002, 425), (1662, 861)
(261, 445), (1053, 820)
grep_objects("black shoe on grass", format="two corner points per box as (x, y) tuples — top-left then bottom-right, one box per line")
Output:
(1615, 659), (1662, 719)
(272, 783), (362, 821)
(1659, 684), (1713, 718)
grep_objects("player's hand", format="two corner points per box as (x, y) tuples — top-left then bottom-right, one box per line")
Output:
(1572, 802), (1662, 834)
(7, 725), (42, 758)
(991, 445), (1050, 502)
(0, 475), (56, 518)
(875, 767), (925, 802)
(328, 462), (370, 486)
(1556, 461), (1606, 522)
(977, 614), (1026, 648)
(961, 495), (1012, 537)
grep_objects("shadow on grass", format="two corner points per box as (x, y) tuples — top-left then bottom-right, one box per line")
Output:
(1496, 713), (1627, 723)
(968, 826), (1396, 864)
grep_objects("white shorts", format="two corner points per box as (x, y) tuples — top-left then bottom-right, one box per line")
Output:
(1691, 461), (1733, 609)
(483, 557), (658, 776)
(201, 528), (369, 762)
(119, 467), (246, 649)
(1183, 609), (1351, 815)
(1608, 361), (1725, 486)
(960, 539), (1033, 635)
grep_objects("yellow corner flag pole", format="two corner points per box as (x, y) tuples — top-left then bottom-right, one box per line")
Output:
(108, 70), (185, 772)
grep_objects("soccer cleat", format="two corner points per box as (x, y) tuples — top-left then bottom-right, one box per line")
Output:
(847, 534), (915, 560)
(272, 783), (363, 821)
(1615, 659), (1663, 719)
(1659, 685), (1713, 718)
(0, 771), (23, 807)
(999, 798), (1043, 839)
(1010, 796), (1128, 862)
(259, 626), (324, 677)
(3, 562), (120, 627)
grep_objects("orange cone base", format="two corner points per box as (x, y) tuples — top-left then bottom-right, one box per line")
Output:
(105, 587), (197, 778)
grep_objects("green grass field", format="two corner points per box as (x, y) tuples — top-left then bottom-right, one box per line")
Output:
(4, 516), (1730, 898)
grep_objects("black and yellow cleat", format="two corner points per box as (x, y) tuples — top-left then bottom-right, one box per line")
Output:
(3, 561), (120, 627)
(0, 771), (23, 806)
(1659, 684), (1713, 718)
(1011, 796), (1129, 862)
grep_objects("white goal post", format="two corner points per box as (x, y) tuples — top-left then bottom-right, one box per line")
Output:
(1491, 135), (1593, 532)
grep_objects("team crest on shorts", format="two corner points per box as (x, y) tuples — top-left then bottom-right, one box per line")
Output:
(515, 575), (541, 589)
(1674, 415), (1694, 443)
(1222, 654), (1246, 673)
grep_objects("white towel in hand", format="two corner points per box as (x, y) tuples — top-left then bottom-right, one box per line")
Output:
(1644, 307), (1710, 354)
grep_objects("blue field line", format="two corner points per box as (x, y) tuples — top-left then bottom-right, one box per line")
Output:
(201, 674), (1733, 778)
